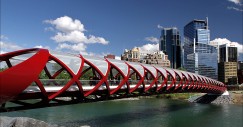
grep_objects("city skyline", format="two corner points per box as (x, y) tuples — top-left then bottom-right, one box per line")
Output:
(159, 27), (181, 69)
(183, 19), (218, 79)
(1, 0), (242, 60)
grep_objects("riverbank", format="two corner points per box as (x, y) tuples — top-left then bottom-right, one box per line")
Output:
(229, 91), (243, 105)
(156, 93), (204, 100)
(0, 116), (58, 127)
(155, 91), (243, 105)
(209, 91), (243, 105)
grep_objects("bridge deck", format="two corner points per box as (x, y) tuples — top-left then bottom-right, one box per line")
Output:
(23, 85), (158, 93)
(23, 84), (205, 93)
(0, 48), (227, 111)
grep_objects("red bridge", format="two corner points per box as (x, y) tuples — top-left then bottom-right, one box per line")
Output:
(0, 48), (227, 111)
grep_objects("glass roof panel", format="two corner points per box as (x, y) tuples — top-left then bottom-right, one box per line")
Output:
(198, 75), (203, 81)
(180, 71), (189, 79)
(9, 52), (36, 66)
(208, 78), (213, 83)
(221, 82), (224, 86)
(174, 69), (183, 79)
(126, 62), (144, 76)
(82, 55), (108, 75)
(154, 66), (167, 78)
(141, 64), (157, 77)
(201, 76), (207, 83)
(45, 60), (62, 76)
(192, 73), (199, 80)
(164, 67), (176, 78)
(187, 72), (195, 80)
(107, 59), (129, 76)
(205, 77), (210, 83)
(50, 52), (82, 74)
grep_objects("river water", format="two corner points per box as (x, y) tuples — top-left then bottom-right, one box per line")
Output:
(1, 98), (242, 127)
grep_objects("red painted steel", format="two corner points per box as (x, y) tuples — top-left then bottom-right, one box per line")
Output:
(126, 62), (144, 93)
(47, 55), (83, 100)
(165, 68), (176, 91)
(155, 67), (167, 91)
(82, 56), (110, 97)
(0, 48), (227, 105)
(106, 59), (130, 95)
(181, 71), (189, 90)
(174, 70), (183, 90)
(143, 65), (157, 92)
(0, 49), (49, 104)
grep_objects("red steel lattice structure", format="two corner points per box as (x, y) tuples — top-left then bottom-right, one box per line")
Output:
(0, 48), (227, 109)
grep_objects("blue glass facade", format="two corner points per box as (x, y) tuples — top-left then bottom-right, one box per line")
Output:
(160, 27), (181, 69)
(197, 29), (210, 44)
(184, 19), (218, 80)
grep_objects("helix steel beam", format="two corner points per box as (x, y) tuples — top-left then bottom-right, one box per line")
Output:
(0, 48), (227, 111)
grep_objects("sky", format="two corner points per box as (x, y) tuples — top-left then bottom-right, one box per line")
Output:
(0, 0), (242, 60)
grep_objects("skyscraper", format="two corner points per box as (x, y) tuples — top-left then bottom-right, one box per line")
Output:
(183, 18), (218, 80)
(218, 43), (238, 85)
(159, 27), (181, 69)
(238, 61), (243, 84)
(219, 44), (238, 62)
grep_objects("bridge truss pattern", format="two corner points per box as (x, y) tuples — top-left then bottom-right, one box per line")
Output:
(0, 48), (226, 111)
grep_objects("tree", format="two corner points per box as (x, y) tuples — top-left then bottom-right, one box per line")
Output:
(55, 70), (71, 79)
(39, 70), (49, 79)
(80, 69), (93, 80)
(0, 66), (8, 72)
(177, 67), (186, 71)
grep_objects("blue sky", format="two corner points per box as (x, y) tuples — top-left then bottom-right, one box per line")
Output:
(0, 0), (242, 60)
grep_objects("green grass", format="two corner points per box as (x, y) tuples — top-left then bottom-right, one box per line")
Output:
(157, 93), (200, 100)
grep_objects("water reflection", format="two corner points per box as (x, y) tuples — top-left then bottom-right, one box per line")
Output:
(1, 99), (242, 127)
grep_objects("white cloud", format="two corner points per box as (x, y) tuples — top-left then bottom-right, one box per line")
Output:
(157, 24), (163, 29)
(0, 35), (8, 40)
(141, 36), (160, 53)
(79, 51), (111, 59)
(145, 36), (159, 43)
(138, 43), (159, 54)
(51, 31), (87, 43)
(227, 0), (242, 11)
(44, 16), (85, 33)
(56, 43), (87, 53)
(0, 36), (51, 53)
(210, 38), (231, 45)
(0, 51), (6, 54)
(34, 45), (50, 49)
(228, 0), (242, 5)
(227, 6), (243, 11)
(87, 35), (109, 45)
(44, 16), (109, 53)
(210, 38), (243, 53)
(0, 41), (23, 52)
(115, 56), (121, 60)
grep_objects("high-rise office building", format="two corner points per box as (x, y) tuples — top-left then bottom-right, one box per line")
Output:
(219, 44), (238, 62)
(159, 27), (181, 69)
(238, 61), (243, 84)
(218, 44), (238, 85)
(183, 18), (218, 80)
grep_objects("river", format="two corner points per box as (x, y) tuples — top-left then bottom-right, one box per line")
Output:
(1, 98), (242, 127)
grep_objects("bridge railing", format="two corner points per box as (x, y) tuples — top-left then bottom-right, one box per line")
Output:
(0, 48), (227, 107)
